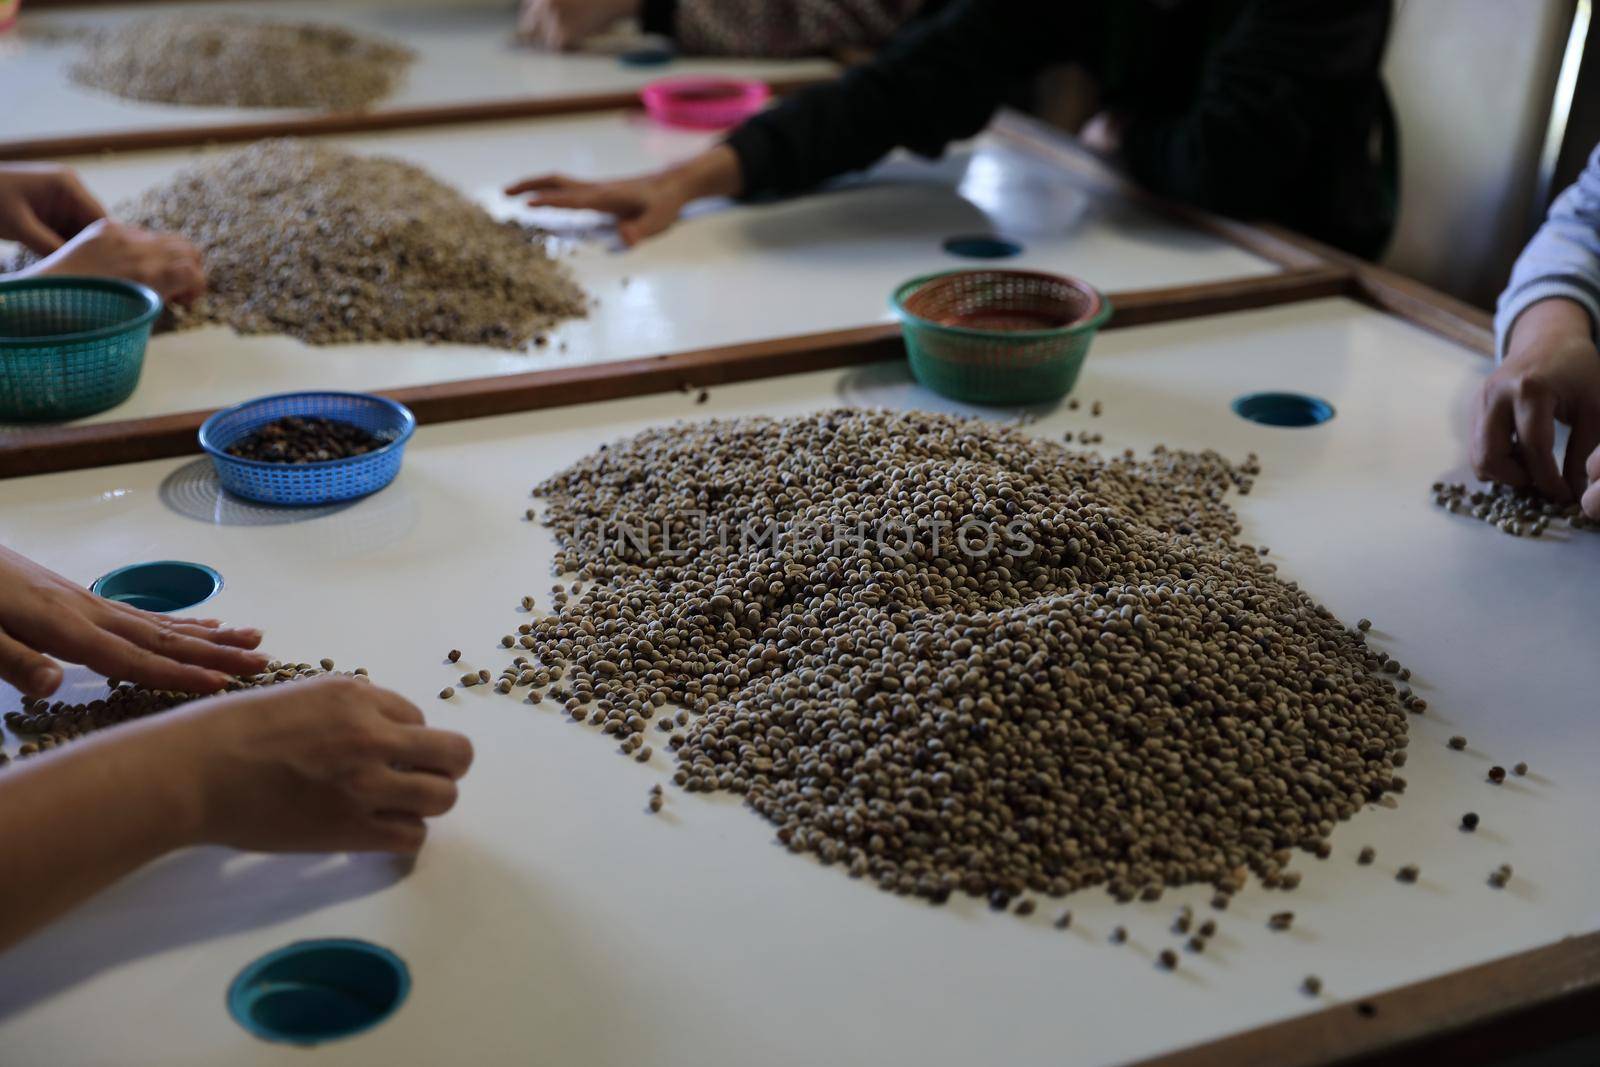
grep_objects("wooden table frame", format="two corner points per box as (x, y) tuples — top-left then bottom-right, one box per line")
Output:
(2, 69), (1593, 1067)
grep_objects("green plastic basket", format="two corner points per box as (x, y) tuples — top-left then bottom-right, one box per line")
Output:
(891, 269), (1112, 405)
(0, 276), (161, 422)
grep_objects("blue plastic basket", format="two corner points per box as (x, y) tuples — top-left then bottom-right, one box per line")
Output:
(198, 391), (415, 506)
(0, 276), (161, 421)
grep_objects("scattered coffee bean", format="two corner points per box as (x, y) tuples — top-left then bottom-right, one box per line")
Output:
(1448, 736), (1467, 750)
(1109, 926), (1126, 944)
(1014, 899), (1036, 916)
(1396, 864), (1419, 883)
(1302, 975), (1323, 996)
(1488, 863), (1512, 889)
(0, 657), (359, 759)
(1357, 846), (1375, 865)
(1487, 765), (1506, 784)
(1054, 910), (1073, 930)
(439, 687), (454, 700)
(1357, 618), (1372, 632)
(1460, 812), (1479, 831)
(1432, 481), (1593, 537)
(1197, 919), (1216, 939)
(1268, 911), (1294, 931)
(1157, 949), (1178, 970)
(1513, 761), (1528, 777)
(447, 649), (461, 663)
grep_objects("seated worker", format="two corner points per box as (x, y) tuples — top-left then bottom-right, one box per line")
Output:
(1472, 141), (1600, 519)
(506, 0), (1396, 257)
(0, 545), (473, 953)
(517, 0), (925, 57)
(0, 163), (205, 302)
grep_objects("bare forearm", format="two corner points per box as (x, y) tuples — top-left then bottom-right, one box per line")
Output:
(666, 144), (744, 201)
(0, 723), (199, 952)
(1506, 297), (1597, 361)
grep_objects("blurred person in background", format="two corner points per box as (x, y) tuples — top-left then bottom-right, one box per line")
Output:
(0, 163), (204, 303)
(517, 0), (928, 57)
(506, 0), (1397, 257)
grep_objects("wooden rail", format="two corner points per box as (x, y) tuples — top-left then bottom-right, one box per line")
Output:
(0, 267), (1351, 479)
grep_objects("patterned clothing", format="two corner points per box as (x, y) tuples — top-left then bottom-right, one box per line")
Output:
(641, 0), (924, 58)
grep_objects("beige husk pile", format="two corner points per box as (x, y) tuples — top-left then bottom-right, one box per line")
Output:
(69, 16), (414, 111)
(117, 139), (587, 349)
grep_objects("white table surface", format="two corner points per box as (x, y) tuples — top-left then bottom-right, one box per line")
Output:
(2, 0), (835, 141)
(0, 297), (1593, 1067)
(0, 109), (1273, 437)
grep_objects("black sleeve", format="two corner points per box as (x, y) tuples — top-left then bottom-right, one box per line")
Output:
(1118, 0), (1392, 221)
(639, 0), (677, 38)
(724, 0), (1067, 197)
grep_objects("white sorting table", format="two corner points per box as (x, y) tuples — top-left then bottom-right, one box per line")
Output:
(1, 0), (835, 148)
(0, 109), (1274, 432)
(0, 298), (1593, 1066)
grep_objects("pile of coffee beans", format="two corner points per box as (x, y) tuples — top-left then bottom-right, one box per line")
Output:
(225, 416), (385, 464)
(508, 410), (1411, 903)
(118, 139), (587, 349)
(69, 17), (413, 111)
(1431, 481), (1593, 537)
(1, 659), (361, 763)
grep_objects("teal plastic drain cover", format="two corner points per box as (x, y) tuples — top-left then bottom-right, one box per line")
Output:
(942, 234), (1024, 259)
(228, 939), (410, 1046)
(90, 560), (222, 613)
(1231, 392), (1335, 427)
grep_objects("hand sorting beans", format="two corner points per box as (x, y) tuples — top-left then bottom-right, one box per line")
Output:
(1431, 481), (1594, 537)
(2, 658), (366, 753)
(224, 415), (385, 464)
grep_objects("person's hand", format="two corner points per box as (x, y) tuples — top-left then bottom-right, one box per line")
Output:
(0, 545), (266, 699)
(165, 675), (474, 853)
(23, 219), (206, 304)
(0, 163), (106, 254)
(516, 0), (637, 50)
(1079, 110), (1128, 158)
(1472, 297), (1600, 506)
(505, 145), (742, 247)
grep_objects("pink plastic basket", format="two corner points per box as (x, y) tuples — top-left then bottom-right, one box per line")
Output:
(640, 77), (770, 130)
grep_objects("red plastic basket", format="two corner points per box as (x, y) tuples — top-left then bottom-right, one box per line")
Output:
(640, 77), (770, 130)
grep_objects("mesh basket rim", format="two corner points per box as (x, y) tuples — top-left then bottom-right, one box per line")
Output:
(197, 391), (416, 470)
(0, 276), (162, 349)
(890, 269), (1110, 341)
